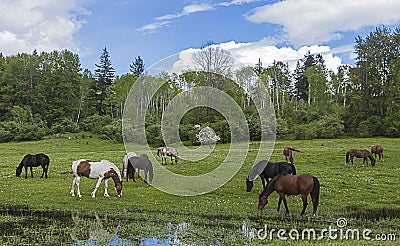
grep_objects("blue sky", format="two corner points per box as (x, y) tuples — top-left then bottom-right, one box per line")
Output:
(1, 0), (400, 75)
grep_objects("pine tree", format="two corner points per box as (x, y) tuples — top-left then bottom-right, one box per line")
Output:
(129, 56), (144, 76)
(93, 47), (115, 115)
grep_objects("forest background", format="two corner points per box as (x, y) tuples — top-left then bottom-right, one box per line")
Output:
(0, 26), (399, 146)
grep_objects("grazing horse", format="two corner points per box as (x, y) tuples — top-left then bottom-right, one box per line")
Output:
(246, 160), (296, 192)
(122, 152), (137, 179)
(283, 147), (300, 164)
(127, 156), (153, 184)
(158, 147), (179, 165)
(70, 159), (122, 198)
(16, 153), (50, 179)
(258, 174), (320, 216)
(346, 149), (376, 167)
(371, 145), (384, 162)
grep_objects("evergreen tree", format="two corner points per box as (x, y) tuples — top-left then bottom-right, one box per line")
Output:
(93, 47), (115, 115)
(129, 56), (145, 76)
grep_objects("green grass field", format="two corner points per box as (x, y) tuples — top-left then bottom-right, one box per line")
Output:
(0, 135), (399, 245)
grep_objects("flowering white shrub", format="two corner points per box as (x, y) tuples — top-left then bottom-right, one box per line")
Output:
(196, 126), (220, 147)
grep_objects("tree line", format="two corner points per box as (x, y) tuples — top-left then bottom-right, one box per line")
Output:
(0, 26), (398, 144)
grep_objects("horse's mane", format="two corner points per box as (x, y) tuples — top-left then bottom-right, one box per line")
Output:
(261, 174), (282, 196)
(248, 160), (268, 181)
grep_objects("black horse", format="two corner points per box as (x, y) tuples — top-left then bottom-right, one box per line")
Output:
(246, 160), (296, 192)
(16, 153), (50, 179)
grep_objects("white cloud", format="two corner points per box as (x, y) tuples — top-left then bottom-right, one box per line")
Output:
(139, 0), (263, 33)
(246, 0), (400, 46)
(0, 0), (88, 55)
(169, 39), (346, 74)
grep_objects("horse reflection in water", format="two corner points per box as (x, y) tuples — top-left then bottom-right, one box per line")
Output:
(70, 212), (134, 245)
(70, 159), (122, 198)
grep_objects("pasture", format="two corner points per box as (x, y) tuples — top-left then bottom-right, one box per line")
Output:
(0, 135), (399, 245)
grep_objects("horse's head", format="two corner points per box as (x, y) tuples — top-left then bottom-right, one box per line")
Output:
(115, 181), (123, 197)
(16, 167), (22, 177)
(258, 193), (268, 210)
(246, 177), (253, 192)
(371, 156), (376, 167)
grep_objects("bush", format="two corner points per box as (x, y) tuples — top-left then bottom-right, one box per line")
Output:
(357, 116), (382, 138)
(79, 115), (112, 134)
(101, 119), (123, 143)
(51, 118), (80, 134)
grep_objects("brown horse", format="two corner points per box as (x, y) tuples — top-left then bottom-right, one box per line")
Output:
(346, 149), (376, 167)
(258, 174), (320, 216)
(371, 145), (384, 162)
(283, 147), (300, 164)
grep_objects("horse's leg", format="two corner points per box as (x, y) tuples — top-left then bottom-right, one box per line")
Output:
(24, 166), (28, 179)
(277, 197), (282, 212)
(70, 177), (77, 196)
(75, 177), (83, 197)
(30, 166), (34, 178)
(45, 164), (48, 179)
(91, 177), (104, 198)
(261, 177), (266, 188)
(144, 169), (148, 184)
(281, 194), (289, 214)
(364, 157), (368, 167)
(300, 194), (308, 215)
(103, 179), (109, 197)
(170, 155), (173, 165)
(132, 168), (136, 182)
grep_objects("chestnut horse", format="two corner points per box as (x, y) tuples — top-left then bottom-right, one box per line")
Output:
(283, 147), (300, 164)
(258, 174), (320, 216)
(371, 145), (384, 162)
(70, 159), (122, 198)
(346, 149), (376, 167)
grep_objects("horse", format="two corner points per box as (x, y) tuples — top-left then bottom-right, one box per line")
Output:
(122, 152), (137, 179)
(16, 153), (50, 179)
(258, 174), (320, 216)
(158, 147), (179, 165)
(371, 145), (384, 162)
(283, 147), (300, 164)
(127, 156), (153, 185)
(346, 149), (376, 167)
(70, 159), (122, 198)
(246, 160), (296, 192)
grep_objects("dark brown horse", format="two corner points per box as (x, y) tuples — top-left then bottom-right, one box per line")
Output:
(258, 174), (320, 215)
(283, 147), (300, 164)
(371, 145), (384, 162)
(346, 149), (376, 167)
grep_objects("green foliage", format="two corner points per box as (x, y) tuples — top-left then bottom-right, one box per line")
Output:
(51, 118), (80, 134)
(101, 119), (123, 142)
(0, 121), (47, 142)
(79, 115), (112, 134)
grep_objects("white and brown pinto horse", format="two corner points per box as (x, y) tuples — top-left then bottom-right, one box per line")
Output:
(70, 159), (123, 198)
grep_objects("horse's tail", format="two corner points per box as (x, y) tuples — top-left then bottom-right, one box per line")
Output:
(289, 163), (296, 175)
(289, 147), (301, 152)
(345, 151), (350, 164)
(311, 177), (320, 215)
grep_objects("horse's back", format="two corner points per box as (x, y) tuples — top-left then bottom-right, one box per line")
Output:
(129, 156), (151, 169)
(36, 153), (49, 165)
